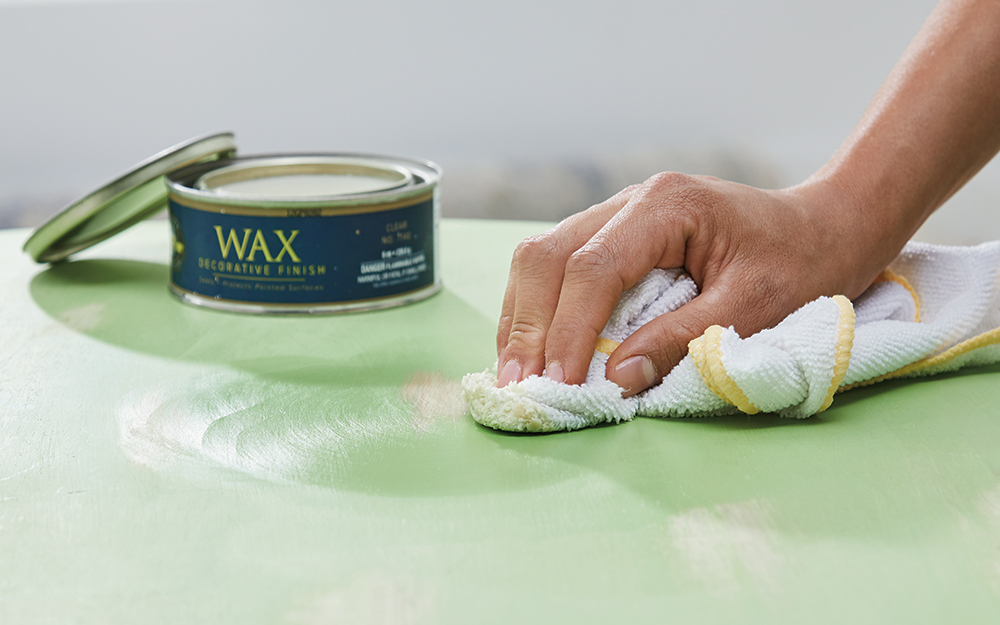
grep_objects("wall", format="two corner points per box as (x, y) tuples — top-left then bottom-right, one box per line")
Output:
(1, 0), (996, 242)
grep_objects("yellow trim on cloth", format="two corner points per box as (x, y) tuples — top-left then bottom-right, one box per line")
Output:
(875, 269), (921, 322)
(819, 295), (856, 412)
(689, 295), (856, 416)
(594, 338), (620, 356)
(841, 324), (1000, 391)
(689, 326), (762, 414)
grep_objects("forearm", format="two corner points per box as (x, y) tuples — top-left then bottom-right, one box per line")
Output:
(496, 0), (1000, 392)
(804, 0), (1000, 255)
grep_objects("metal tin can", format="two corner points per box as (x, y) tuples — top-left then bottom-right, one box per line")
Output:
(165, 154), (441, 314)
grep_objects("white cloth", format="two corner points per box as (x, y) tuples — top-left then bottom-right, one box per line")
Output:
(463, 241), (1000, 432)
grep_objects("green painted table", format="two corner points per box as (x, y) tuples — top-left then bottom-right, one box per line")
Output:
(3, 219), (1000, 623)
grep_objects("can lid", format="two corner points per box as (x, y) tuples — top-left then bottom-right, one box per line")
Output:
(23, 132), (237, 263)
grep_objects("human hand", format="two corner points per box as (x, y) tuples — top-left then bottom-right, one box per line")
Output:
(495, 0), (1000, 397)
(495, 172), (907, 397)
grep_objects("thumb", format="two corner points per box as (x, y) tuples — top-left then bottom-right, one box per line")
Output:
(606, 288), (742, 397)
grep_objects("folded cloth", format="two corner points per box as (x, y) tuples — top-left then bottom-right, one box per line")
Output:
(463, 241), (1000, 432)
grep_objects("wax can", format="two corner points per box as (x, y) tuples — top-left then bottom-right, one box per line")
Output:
(165, 154), (441, 314)
(24, 134), (443, 315)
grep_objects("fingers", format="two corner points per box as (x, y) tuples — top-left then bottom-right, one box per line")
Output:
(496, 188), (635, 386)
(495, 262), (519, 371)
(497, 232), (565, 385)
(606, 273), (793, 397)
(496, 170), (845, 398)
(541, 176), (698, 385)
(605, 290), (724, 397)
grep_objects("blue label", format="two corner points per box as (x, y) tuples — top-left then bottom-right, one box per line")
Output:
(169, 196), (436, 305)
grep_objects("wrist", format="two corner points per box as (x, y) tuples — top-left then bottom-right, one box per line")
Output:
(782, 174), (913, 299)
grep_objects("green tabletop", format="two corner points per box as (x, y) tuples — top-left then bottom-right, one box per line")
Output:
(2, 219), (1000, 624)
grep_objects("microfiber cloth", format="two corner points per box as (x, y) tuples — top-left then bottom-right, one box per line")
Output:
(463, 241), (1000, 432)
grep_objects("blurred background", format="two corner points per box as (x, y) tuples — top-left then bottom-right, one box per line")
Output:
(1, 0), (997, 243)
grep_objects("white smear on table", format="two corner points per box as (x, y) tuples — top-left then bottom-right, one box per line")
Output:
(401, 372), (466, 434)
(979, 486), (1000, 522)
(31, 303), (106, 339)
(58, 303), (105, 332)
(664, 499), (782, 593)
(116, 369), (465, 484)
(116, 378), (279, 478)
(286, 574), (434, 625)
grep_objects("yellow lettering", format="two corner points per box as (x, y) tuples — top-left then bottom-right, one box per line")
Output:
(247, 230), (276, 262)
(273, 230), (301, 262)
(215, 227), (252, 260)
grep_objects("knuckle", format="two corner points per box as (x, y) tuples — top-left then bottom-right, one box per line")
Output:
(496, 314), (514, 348)
(512, 233), (561, 269)
(645, 171), (691, 192)
(505, 320), (548, 353)
(608, 183), (642, 202)
(639, 171), (715, 217)
(565, 241), (617, 279)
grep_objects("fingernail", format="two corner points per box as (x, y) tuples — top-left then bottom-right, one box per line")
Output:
(612, 356), (656, 396)
(546, 361), (565, 384)
(497, 359), (522, 387)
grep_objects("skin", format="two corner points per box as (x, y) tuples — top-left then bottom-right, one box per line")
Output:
(496, 0), (1000, 396)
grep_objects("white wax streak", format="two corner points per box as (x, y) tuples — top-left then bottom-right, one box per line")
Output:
(286, 575), (434, 625)
(211, 174), (399, 198)
(665, 499), (782, 593)
(116, 370), (465, 483)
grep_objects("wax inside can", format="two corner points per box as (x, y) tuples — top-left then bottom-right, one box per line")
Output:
(195, 157), (413, 200)
(206, 173), (402, 197)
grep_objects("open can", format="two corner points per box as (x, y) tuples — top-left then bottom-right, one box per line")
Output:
(23, 133), (443, 315)
(166, 154), (441, 314)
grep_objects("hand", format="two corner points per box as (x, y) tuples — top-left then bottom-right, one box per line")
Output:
(496, 0), (1000, 396)
(495, 172), (905, 396)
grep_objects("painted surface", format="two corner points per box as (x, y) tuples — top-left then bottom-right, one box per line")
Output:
(2, 220), (1000, 623)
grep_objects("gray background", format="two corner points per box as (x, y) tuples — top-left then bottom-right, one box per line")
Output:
(2, 0), (997, 243)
